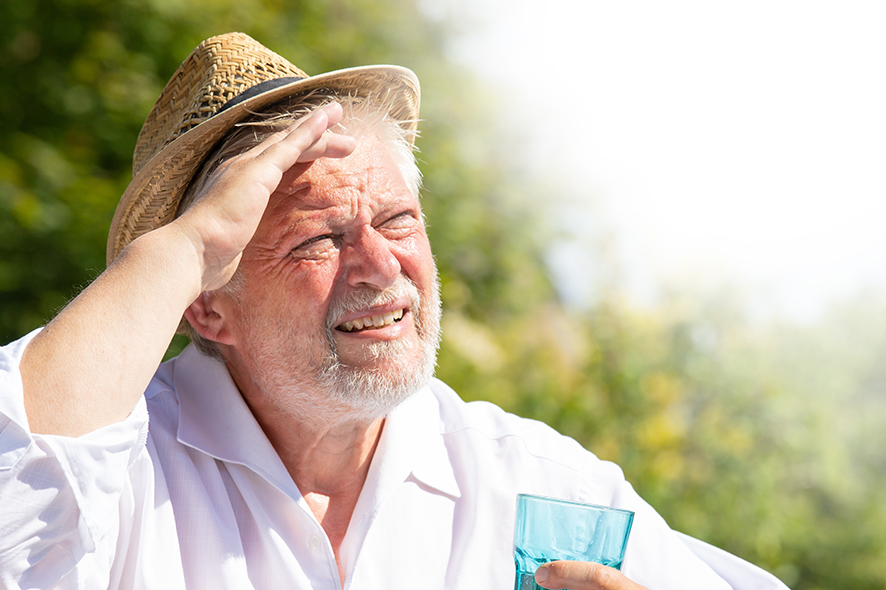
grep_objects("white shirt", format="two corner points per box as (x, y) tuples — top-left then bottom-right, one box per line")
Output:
(0, 330), (788, 589)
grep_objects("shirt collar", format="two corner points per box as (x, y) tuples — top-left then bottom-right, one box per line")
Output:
(173, 344), (299, 498)
(171, 344), (460, 500)
(367, 382), (461, 500)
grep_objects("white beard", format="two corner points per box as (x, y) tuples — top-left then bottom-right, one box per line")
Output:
(233, 272), (442, 427)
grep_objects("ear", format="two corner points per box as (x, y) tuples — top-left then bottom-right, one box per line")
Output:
(183, 292), (236, 346)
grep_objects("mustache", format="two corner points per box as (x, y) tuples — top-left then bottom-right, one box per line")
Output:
(325, 276), (422, 332)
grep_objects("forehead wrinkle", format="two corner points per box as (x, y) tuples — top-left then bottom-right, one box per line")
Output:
(305, 164), (398, 228)
(264, 177), (354, 230)
(259, 196), (357, 260)
(262, 140), (407, 243)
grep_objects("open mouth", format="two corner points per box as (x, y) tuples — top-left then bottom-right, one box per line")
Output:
(337, 308), (405, 333)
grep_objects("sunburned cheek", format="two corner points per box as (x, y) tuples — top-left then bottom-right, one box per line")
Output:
(386, 228), (428, 253)
(284, 258), (340, 294)
(397, 238), (434, 270)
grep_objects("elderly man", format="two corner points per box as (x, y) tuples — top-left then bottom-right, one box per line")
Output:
(0, 33), (788, 589)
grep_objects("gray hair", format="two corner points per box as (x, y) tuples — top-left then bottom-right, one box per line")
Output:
(177, 92), (422, 358)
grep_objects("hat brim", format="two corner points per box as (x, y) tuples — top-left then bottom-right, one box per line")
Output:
(106, 65), (420, 265)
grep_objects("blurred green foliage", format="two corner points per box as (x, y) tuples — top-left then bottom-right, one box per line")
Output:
(2, 1), (884, 589)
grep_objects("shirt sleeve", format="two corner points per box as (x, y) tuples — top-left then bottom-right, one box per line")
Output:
(594, 447), (790, 589)
(0, 329), (150, 588)
(675, 532), (790, 590)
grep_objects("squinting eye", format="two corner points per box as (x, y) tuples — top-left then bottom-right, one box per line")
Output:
(291, 233), (340, 260)
(294, 234), (335, 250)
(380, 211), (418, 230)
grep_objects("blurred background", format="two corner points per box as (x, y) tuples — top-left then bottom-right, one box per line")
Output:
(2, 1), (885, 588)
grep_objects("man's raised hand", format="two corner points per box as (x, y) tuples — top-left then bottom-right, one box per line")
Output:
(173, 102), (356, 292)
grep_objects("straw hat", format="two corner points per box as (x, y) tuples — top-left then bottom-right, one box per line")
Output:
(106, 32), (420, 265)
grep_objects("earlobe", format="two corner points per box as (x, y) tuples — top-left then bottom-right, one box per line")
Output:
(183, 292), (236, 346)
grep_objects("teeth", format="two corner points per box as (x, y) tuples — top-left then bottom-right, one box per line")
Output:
(339, 309), (405, 332)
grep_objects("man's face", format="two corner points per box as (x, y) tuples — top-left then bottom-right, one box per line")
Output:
(216, 134), (440, 424)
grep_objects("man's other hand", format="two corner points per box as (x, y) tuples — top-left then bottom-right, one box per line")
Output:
(534, 561), (650, 590)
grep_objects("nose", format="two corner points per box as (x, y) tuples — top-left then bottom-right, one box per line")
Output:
(341, 226), (401, 290)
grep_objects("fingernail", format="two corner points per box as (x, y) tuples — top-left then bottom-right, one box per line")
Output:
(535, 565), (549, 584)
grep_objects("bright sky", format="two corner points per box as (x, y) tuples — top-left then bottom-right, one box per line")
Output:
(443, 0), (886, 320)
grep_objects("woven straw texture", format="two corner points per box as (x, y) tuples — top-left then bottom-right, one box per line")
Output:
(106, 32), (420, 265)
(132, 34), (308, 175)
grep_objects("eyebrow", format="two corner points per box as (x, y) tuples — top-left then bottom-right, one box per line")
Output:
(273, 213), (327, 243)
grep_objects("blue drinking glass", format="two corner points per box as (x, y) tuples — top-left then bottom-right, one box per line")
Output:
(513, 494), (634, 590)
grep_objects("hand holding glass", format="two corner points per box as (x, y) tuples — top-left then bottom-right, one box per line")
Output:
(513, 494), (634, 590)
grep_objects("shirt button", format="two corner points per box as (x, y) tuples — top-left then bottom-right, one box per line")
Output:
(307, 534), (321, 550)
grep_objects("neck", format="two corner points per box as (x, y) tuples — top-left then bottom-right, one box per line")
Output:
(263, 409), (384, 496)
(226, 356), (385, 567)
(264, 402), (385, 587)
